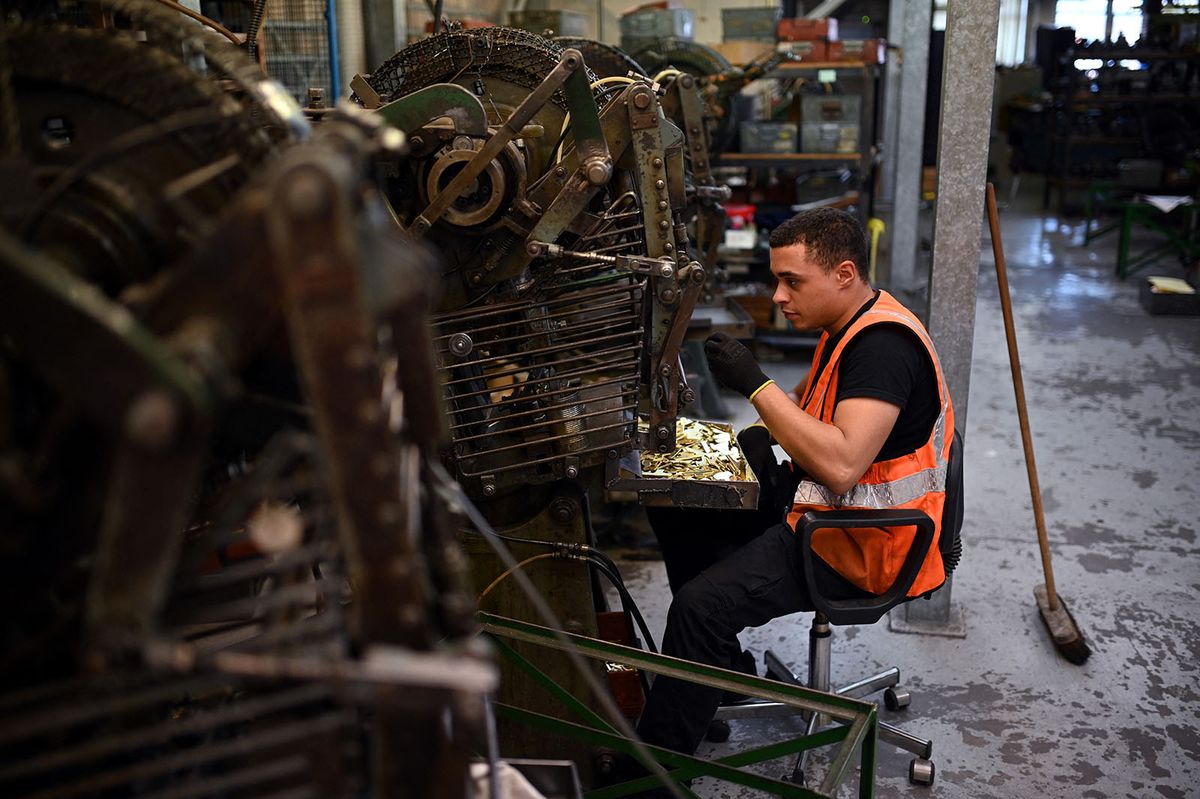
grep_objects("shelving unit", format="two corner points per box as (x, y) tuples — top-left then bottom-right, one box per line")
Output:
(1041, 47), (1199, 211)
(715, 61), (881, 219)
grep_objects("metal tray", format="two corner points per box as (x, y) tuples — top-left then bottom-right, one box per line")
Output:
(607, 418), (760, 510)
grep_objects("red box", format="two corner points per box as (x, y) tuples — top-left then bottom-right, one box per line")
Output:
(829, 38), (886, 64)
(776, 17), (838, 43)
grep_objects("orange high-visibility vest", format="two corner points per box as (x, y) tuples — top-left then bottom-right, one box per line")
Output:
(785, 290), (954, 597)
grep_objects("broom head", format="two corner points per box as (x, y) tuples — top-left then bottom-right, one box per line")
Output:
(1034, 583), (1091, 665)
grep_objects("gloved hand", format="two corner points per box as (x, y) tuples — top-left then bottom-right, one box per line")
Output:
(704, 332), (773, 399)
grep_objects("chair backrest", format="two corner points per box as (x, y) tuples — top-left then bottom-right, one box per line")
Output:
(938, 429), (964, 574)
(795, 428), (966, 625)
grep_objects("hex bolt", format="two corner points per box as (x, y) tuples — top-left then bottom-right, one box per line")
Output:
(632, 91), (652, 110)
(607, 449), (619, 459)
(551, 498), (576, 524)
(410, 135), (424, 150)
(482, 483), (496, 496)
(661, 288), (677, 302)
(659, 264), (675, 279)
(681, 388), (696, 404)
(555, 165), (567, 177)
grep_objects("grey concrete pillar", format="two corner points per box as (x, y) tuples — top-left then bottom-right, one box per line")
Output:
(878, 0), (906, 210)
(881, 0), (934, 292)
(899, 0), (999, 633)
(362, 0), (406, 71)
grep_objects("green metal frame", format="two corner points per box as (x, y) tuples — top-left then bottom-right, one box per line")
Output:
(479, 612), (878, 799)
(1117, 200), (1200, 280)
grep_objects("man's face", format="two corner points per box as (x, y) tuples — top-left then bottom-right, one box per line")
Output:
(770, 243), (844, 331)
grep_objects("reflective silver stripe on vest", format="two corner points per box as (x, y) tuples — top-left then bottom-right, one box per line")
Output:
(793, 406), (949, 510)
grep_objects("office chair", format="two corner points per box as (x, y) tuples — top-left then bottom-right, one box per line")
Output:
(712, 429), (964, 787)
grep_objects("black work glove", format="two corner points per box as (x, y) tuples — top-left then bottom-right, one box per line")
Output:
(704, 332), (773, 399)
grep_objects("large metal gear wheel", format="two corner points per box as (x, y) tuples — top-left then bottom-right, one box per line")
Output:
(357, 26), (605, 181)
(2, 1), (303, 292)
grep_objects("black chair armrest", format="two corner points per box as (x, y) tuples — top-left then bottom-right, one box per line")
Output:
(797, 509), (935, 626)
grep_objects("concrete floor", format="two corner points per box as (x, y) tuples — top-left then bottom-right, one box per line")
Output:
(608, 179), (1200, 798)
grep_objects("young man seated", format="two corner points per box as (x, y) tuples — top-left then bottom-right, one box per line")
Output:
(636, 207), (955, 765)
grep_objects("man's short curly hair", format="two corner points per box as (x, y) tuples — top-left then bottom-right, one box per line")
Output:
(768, 207), (869, 282)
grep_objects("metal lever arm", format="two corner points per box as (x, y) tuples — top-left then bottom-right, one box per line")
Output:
(408, 49), (601, 236)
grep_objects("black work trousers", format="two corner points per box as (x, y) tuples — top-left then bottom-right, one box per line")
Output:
(637, 511), (871, 756)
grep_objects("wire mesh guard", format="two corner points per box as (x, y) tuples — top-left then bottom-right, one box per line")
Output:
(0, 673), (367, 799)
(260, 0), (332, 105)
(434, 194), (650, 498)
(0, 432), (361, 799)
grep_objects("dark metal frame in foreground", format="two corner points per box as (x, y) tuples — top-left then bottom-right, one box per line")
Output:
(479, 612), (878, 799)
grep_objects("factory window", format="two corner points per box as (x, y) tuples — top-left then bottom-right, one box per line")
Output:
(1055, 0), (1144, 44)
(932, 0), (1028, 66)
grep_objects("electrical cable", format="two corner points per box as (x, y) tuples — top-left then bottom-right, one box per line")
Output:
(458, 526), (659, 653)
(150, 0), (242, 45)
(477, 552), (558, 601)
(432, 462), (686, 799)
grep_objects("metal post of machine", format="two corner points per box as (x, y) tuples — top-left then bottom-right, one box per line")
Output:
(900, 0), (1000, 633)
(361, 0), (405, 75)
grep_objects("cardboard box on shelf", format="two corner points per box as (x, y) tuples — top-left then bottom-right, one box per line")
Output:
(712, 40), (778, 65)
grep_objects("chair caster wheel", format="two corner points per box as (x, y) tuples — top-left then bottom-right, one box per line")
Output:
(884, 686), (911, 711)
(909, 757), (935, 786)
(705, 719), (731, 742)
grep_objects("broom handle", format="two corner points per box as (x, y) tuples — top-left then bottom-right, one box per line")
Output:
(985, 184), (1060, 610)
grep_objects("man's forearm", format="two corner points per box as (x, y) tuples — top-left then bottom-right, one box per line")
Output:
(751, 382), (859, 492)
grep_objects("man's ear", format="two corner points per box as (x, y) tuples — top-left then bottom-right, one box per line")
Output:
(835, 259), (858, 287)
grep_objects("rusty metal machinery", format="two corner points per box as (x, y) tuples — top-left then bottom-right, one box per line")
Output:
(0, 5), (496, 797)
(343, 28), (774, 785)
(355, 27), (710, 504)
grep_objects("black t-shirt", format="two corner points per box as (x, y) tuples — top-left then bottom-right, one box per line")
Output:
(807, 293), (940, 462)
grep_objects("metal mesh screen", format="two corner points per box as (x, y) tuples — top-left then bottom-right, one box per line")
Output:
(434, 193), (649, 497)
(262, 0), (333, 104)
